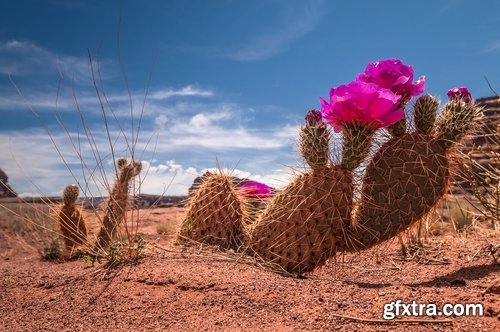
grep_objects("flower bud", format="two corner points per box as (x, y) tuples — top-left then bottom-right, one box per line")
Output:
(305, 109), (323, 127)
(447, 87), (472, 103)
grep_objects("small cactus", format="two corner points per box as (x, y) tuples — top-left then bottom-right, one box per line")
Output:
(58, 184), (87, 250)
(435, 94), (479, 149)
(178, 171), (246, 249)
(95, 158), (142, 250)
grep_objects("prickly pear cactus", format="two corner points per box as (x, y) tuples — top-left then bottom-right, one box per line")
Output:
(175, 58), (481, 277)
(58, 184), (87, 249)
(349, 93), (481, 250)
(95, 158), (142, 249)
(178, 172), (246, 249)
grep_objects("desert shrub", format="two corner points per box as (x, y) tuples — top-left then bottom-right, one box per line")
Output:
(41, 237), (62, 261)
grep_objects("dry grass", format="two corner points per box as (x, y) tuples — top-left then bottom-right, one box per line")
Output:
(0, 201), (66, 260)
(0, 202), (55, 234)
(156, 221), (179, 236)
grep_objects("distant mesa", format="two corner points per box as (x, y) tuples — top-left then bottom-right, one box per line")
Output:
(0, 168), (17, 198)
(454, 96), (499, 194)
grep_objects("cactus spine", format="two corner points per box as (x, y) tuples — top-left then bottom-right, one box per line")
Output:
(58, 184), (87, 250)
(95, 158), (142, 250)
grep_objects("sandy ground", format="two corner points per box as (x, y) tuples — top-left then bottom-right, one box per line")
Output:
(0, 206), (499, 331)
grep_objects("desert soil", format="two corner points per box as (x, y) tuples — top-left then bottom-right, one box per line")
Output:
(0, 206), (499, 331)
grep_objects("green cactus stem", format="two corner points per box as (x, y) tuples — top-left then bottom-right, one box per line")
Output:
(435, 98), (481, 149)
(300, 110), (330, 171)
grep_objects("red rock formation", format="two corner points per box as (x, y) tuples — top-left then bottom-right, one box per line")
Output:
(0, 168), (17, 198)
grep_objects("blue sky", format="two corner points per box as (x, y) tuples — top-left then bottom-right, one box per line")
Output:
(0, 0), (499, 196)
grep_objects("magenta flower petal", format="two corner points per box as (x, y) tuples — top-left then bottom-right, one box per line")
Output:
(239, 181), (272, 199)
(378, 107), (405, 127)
(357, 58), (425, 100)
(411, 75), (426, 96)
(320, 81), (403, 132)
(447, 87), (472, 103)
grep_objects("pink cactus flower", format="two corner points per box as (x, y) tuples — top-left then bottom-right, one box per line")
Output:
(447, 87), (472, 103)
(305, 109), (323, 126)
(239, 181), (272, 199)
(356, 58), (425, 102)
(320, 81), (404, 132)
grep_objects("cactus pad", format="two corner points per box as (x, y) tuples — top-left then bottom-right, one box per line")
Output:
(179, 172), (246, 249)
(250, 166), (353, 274)
(350, 133), (448, 250)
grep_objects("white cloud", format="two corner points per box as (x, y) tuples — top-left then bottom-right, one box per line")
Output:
(0, 40), (108, 82)
(139, 160), (200, 195)
(154, 114), (169, 129)
(0, 85), (218, 142)
(0, 109), (299, 196)
(152, 111), (295, 151)
(0, 84), (214, 113)
(148, 86), (213, 100)
(0, 40), (214, 119)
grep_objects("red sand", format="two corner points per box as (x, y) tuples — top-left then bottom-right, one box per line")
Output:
(0, 207), (498, 331)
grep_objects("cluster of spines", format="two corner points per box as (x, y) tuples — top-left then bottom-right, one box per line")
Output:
(414, 94), (439, 134)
